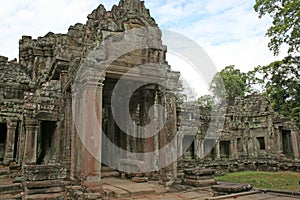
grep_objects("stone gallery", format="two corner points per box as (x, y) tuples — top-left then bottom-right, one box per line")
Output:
(0, 0), (299, 199)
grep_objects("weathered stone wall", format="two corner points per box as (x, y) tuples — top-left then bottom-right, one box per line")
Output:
(0, 56), (31, 122)
(178, 95), (300, 175)
(24, 81), (62, 120)
(0, 55), (31, 165)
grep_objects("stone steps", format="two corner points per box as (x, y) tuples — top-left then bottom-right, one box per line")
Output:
(101, 166), (120, 178)
(101, 171), (120, 178)
(24, 192), (65, 200)
(24, 180), (66, 199)
(0, 165), (23, 199)
(0, 193), (23, 200)
(0, 174), (12, 185)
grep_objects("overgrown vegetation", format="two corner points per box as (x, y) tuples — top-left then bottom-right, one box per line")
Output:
(216, 171), (300, 191)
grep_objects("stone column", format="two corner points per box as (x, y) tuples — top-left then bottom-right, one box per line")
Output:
(157, 90), (167, 183)
(230, 139), (235, 159)
(161, 91), (178, 183)
(140, 88), (155, 171)
(277, 128), (283, 156)
(178, 135), (184, 160)
(233, 138), (238, 159)
(64, 91), (72, 177)
(168, 92), (178, 181)
(291, 130), (300, 160)
(194, 136), (201, 160)
(70, 85), (78, 180)
(23, 119), (39, 165)
(81, 77), (104, 191)
(199, 139), (204, 159)
(215, 141), (220, 159)
(3, 121), (18, 165)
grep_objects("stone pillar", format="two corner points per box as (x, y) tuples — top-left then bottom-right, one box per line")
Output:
(215, 141), (220, 159)
(277, 128), (283, 156)
(157, 90), (167, 183)
(168, 93), (178, 181)
(230, 139), (235, 159)
(233, 138), (238, 159)
(70, 86), (77, 179)
(199, 139), (204, 159)
(178, 135), (184, 160)
(153, 91), (160, 170)
(140, 88), (155, 170)
(23, 120), (39, 165)
(3, 121), (17, 165)
(64, 91), (72, 177)
(194, 136), (202, 160)
(291, 130), (300, 160)
(81, 77), (104, 191)
(17, 121), (26, 165)
(162, 91), (178, 184)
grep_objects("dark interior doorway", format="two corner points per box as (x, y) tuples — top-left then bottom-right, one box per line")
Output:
(282, 130), (293, 158)
(220, 140), (230, 158)
(13, 122), (19, 161)
(37, 121), (55, 165)
(204, 139), (216, 159)
(183, 135), (195, 160)
(256, 137), (265, 150)
(0, 123), (7, 161)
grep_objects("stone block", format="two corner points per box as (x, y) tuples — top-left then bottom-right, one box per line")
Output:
(132, 177), (148, 183)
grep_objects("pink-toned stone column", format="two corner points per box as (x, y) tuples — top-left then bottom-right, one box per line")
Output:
(23, 119), (39, 165)
(81, 77), (104, 192)
(157, 90), (167, 184)
(71, 86), (79, 180)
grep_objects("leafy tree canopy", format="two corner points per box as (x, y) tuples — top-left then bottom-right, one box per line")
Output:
(209, 65), (248, 104)
(254, 0), (300, 55)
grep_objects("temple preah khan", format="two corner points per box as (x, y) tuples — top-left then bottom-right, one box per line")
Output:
(0, 0), (299, 199)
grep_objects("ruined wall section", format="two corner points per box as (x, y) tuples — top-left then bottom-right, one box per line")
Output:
(226, 95), (299, 159)
(0, 56), (31, 122)
(24, 81), (61, 120)
(0, 55), (32, 164)
(19, 31), (84, 87)
(180, 95), (300, 160)
(179, 95), (300, 175)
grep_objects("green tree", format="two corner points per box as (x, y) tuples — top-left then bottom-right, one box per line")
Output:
(254, 0), (300, 55)
(210, 65), (248, 104)
(249, 56), (300, 126)
(198, 94), (213, 108)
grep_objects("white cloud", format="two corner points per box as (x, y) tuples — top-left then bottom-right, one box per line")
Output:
(0, 0), (285, 74)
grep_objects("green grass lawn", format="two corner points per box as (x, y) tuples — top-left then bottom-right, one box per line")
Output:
(215, 171), (300, 191)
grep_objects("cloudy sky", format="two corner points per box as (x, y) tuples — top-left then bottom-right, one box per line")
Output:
(0, 0), (286, 74)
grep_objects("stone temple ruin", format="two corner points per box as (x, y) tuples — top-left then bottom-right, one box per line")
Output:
(178, 95), (300, 176)
(0, 0), (299, 199)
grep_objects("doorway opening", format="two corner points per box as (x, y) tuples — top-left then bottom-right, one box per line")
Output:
(204, 139), (216, 159)
(183, 135), (195, 160)
(13, 122), (19, 161)
(220, 140), (230, 158)
(37, 121), (56, 165)
(0, 123), (7, 161)
(282, 130), (293, 158)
